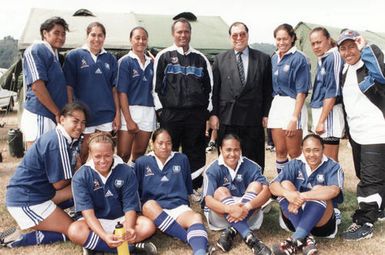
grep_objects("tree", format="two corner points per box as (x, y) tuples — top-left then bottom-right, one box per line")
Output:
(0, 36), (18, 69)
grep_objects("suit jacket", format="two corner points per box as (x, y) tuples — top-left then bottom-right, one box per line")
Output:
(211, 47), (273, 126)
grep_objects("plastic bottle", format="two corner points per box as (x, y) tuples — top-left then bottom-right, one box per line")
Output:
(114, 221), (130, 255)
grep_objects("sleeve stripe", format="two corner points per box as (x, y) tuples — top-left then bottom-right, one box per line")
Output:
(56, 129), (72, 179)
(24, 47), (40, 82)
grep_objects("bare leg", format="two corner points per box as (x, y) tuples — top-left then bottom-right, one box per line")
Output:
(117, 130), (135, 163)
(33, 207), (73, 236)
(323, 144), (339, 162)
(272, 128), (288, 161)
(131, 131), (152, 161)
(285, 129), (303, 159)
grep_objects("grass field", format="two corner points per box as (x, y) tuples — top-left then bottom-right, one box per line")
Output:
(1, 110), (384, 255)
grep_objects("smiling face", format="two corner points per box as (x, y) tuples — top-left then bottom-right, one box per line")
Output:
(220, 138), (241, 170)
(130, 28), (148, 55)
(230, 24), (249, 52)
(60, 110), (86, 139)
(89, 141), (114, 177)
(310, 31), (332, 57)
(172, 21), (191, 52)
(302, 137), (324, 171)
(275, 29), (294, 56)
(339, 39), (361, 65)
(43, 24), (66, 50)
(153, 131), (172, 163)
(87, 25), (105, 55)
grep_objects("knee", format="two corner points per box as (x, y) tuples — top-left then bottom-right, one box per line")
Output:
(142, 200), (162, 219)
(281, 180), (297, 191)
(136, 216), (156, 240)
(213, 187), (231, 200)
(190, 212), (204, 225)
(67, 221), (89, 245)
(246, 182), (262, 194)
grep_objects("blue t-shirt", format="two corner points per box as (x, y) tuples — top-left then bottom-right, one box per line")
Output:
(202, 156), (268, 199)
(310, 47), (344, 108)
(116, 51), (154, 107)
(135, 152), (193, 209)
(271, 47), (311, 99)
(63, 48), (117, 126)
(72, 156), (140, 219)
(6, 126), (79, 207)
(272, 155), (344, 204)
(23, 41), (67, 121)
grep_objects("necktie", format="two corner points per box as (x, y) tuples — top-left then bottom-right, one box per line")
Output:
(237, 51), (245, 86)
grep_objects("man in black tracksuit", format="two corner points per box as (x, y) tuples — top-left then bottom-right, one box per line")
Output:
(153, 18), (212, 191)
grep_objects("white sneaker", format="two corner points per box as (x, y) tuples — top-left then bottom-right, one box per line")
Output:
(0, 227), (21, 247)
(278, 212), (291, 232)
(334, 208), (342, 225)
(262, 198), (274, 214)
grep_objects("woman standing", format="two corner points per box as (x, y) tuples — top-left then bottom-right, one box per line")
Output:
(309, 27), (344, 161)
(63, 22), (120, 163)
(268, 23), (311, 173)
(3, 103), (87, 248)
(116, 27), (156, 164)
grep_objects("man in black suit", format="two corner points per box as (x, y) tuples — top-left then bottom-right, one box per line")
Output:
(209, 22), (272, 171)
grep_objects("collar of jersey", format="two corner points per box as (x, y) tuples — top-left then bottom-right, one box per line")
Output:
(128, 50), (152, 70)
(56, 124), (77, 144)
(275, 46), (297, 58)
(217, 155), (244, 180)
(172, 43), (195, 55)
(82, 44), (107, 55)
(34, 40), (59, 59)
(85, 155), (124, 183)
(148, 151), (175, 171)
(298, 154), (328, 175)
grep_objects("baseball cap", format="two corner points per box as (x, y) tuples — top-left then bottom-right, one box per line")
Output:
(337, 29), (360, 46)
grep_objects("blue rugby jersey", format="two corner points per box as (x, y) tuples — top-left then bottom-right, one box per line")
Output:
(6, 125), (79, 206)
(63, 47), (117, 127)
(271, 47), (311, 99)
(202, 156), (268, 199)
(72, 156), (140, 219)
(135, 152), (193, 209)
(272, 155), (344, 204)
(23, 41), (67, 121)
(116, 51), (154, 107)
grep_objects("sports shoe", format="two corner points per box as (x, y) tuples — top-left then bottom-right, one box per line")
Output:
(302, 235), (317, 255)
(266, 145), (275, 152)
(82, 248), (104, 255)
(342, 222), (373, 241)
(216, 227), (237, 252)
(0, 226), (21, 247)
(272, 238), (303, 255)
(132, 241), (157, 254)
(262, 198), (274, 214)
(334, 208), (341, 225)
(207, 244), (217, 255)
(378, 209), (385, 221)
(206, 141), (217, 152)
(244, 232), (272, 255)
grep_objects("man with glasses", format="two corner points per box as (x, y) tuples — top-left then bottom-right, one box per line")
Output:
(209, 22), (273, 171)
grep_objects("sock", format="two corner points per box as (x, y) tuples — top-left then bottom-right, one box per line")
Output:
(278, 197), (302, 228)
(222, 196), (251, 238)
(241, 192), (257, 204)
(83, 231), (119, 253)
(154, 211), (187, 242)
(292, 200), (326, 241)
(57, 199), (74, 209)
(9, 231), (66, 247)
(187, 223), (208, 255)
(276, 159), (288, 174)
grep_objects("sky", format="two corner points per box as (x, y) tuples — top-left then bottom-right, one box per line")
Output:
(1, 0), (384, 44)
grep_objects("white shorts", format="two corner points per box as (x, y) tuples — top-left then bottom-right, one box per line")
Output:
(78, 216), (125, 234)
(311, 104), (345, 138)
(268, 96), (308, 130)
(204, 197), (264, 231)
(7, 200), (57, 230)
(164, 205), (192, 220)
(120, 106), (156, 132)
(84, 122), (113, 134)
(20, 109), (56, 142)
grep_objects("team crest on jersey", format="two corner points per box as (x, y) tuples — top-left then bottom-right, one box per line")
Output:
(145, 166), (154, 176)
(316, 174), (325, 183)
(93, 179), (101, 191)
(283, 64), (290, 72)
(161, 176), (169, 182)
(223, 176), (230, 185)
(105, 63), (110, 70)
(143, 76), (148, 82)
(296, 171), (304, 181)
(80, 59), (89, 69)
(114, 179), (124, 188)
(95, 68), (103, 74)
(132, 69), (140, 78)
(171, 56), (179, 64)
(105, 189), (114, 197)
(235, 174), (243, 182)
(172, 165), (181, 174)
(274, 70), (279, 76)
(320, 67), (326, 76)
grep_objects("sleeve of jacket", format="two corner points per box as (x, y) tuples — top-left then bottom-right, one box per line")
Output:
(152, 51), (167, 111)
(361, 44), (385, 84)
(210, 55), (221, 117)
(262, 54), (273, 117)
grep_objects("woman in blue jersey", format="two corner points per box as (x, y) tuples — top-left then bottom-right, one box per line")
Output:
(3, 103), (87, 248)
(309, 27), (344, 161)
(68, 132), (156, 254)
(268, 23), (311, 174)
(20, 17), (69, 148)
(116, 26), (156, 164)
(135, 128), (213, 255)
(63, 21), (120, 163)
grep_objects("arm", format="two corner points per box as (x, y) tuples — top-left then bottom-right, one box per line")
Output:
(300, 185), (341, 201)
(119, 92), (139, 133)
(67, 86), (74, 103)
(262, 55), (273, 127)
(205, 195), (245, 222)
(152, 52), (165, 112)
(32, 80), (61, 123)
(270, 181), (304, 207)
(123, 210), (137, 244)
(245, 184), (271, 210)
(112, 87), (121, 132)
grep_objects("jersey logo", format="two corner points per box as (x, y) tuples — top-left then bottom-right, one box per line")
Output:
(36, 230), (45, 244)
(316, 174), (325, 183)
(114, 179), (124, 188)
(296, 171), (304, 181)
(105, 189), (114, 197)
(145, 166), (154, 176)
(274, 70), (278, 76)
(172, 165), (181, 174)
(95, 68), (103, 74)
(235, 174), (243, 182)
(160, 176), (169, 182)
(93, 179), (102, 191)
(320, 67), (326, 76)
(283, 64), (290, 72)
(105, 63), (110, 70)
(171, 56), (179, 64)
(223, 176), (230, 185)
(143, 76), (148, 82)
(132, 69), (140, 78)
(80, 59), (89, 69)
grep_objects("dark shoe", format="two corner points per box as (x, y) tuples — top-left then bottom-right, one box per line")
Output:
(216, 227), (237, 252)
(302, 235), (317, 255)
(207, 244), (217, 255)
(244, 232), (272, 255)
(82, 248), (103, 255)
(0, 227), (21, 248)
(378, 210), (385, 221)
(272, 238), (302, 255)
(342, 222), (373, 241)
(132, 241), (157, 254)
(206, 141), (217, 152)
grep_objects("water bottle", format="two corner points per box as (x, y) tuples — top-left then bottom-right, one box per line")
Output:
(114, 221), (130, 255)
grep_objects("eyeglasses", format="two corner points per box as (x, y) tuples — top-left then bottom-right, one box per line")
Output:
(231, 32), (247, 39)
